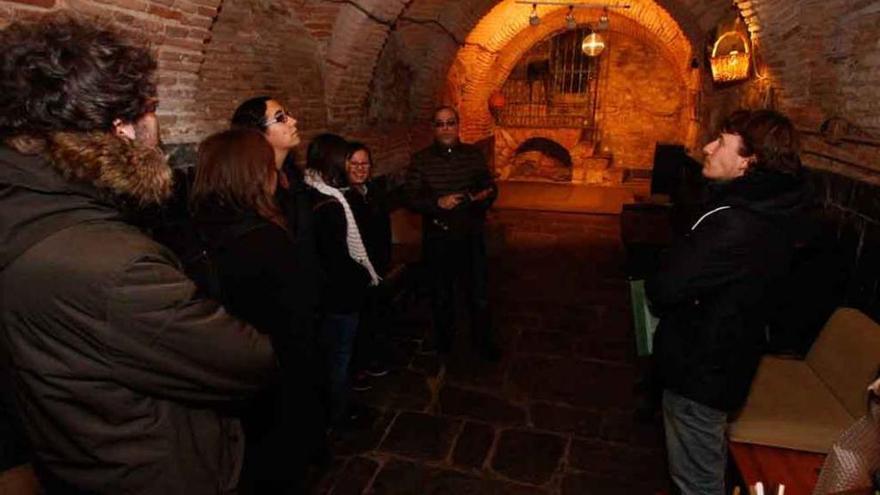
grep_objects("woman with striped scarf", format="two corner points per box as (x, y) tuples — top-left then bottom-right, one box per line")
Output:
(304, 133), (380, 431)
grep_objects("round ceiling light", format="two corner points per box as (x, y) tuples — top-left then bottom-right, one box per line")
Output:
(582, 32), (605, 57)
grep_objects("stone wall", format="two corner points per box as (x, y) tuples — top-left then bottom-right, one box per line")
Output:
(598, 30), (689, 170)
(798, 168), (880, 323)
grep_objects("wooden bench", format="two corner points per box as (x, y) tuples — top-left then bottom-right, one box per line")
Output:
(730, 308), (880, 453)
(727, 307), (880, 495)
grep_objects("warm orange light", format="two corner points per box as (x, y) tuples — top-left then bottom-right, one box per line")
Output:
(581, 32), (605, 57)
(710, 32), (750, 82)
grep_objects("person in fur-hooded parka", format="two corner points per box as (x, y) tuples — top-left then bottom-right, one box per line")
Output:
(0, 16), (277, 495)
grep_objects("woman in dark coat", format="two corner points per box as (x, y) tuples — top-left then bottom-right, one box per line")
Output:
(344, 142), (394, 384)
(230, 96), (322, 318)
(190, 129), (322, 494)
(303, 134), (381, 429)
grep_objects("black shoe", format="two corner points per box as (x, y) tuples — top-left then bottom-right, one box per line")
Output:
(364, 361), (389, 377)
(351, 371), (372, 392)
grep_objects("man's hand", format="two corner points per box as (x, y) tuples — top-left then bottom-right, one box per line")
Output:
(469, 187), (494, 202)
(437, 193), (465, 210)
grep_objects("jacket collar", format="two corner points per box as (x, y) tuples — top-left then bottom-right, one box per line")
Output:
(0, 132), (172, 270)
(432, 140), (462, 156)
(45, 131), (173, 207)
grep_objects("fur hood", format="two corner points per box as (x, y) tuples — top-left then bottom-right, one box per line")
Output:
(47, 131), (172, 206)
(0, 132), (173, 270)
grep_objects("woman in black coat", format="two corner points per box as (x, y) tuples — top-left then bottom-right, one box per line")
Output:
(190, 128), (323, 494)
(344, 142), (394, 383)
(303, 134), (380, 429)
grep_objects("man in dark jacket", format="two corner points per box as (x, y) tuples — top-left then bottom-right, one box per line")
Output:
(405, 106), (500, 360)
(647, 110), (810, 495)
(0, 16), (277, 494)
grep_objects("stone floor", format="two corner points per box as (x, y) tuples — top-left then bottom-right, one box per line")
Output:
(313, 210), (669, 495)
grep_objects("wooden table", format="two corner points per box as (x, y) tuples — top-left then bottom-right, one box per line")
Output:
(729, 442), (826, 495)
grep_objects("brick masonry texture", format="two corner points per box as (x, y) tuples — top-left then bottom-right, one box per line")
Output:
(1, 0), (879, 178)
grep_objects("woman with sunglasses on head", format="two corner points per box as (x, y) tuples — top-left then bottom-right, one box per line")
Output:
(304, 134), (381, 432)
(343, 142), (395, 390)
(190, 126), (324, 494)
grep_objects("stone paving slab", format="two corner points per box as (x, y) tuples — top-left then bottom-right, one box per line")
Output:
(452, 421), (496, 469)
(378, 412), (461, 461)
(568, 438), (666, 480)
(327, 457), (379, 495)
(490, 429), (567, 485)
(439, 386), (526, 425)
(530, 402), (602, 439)
(369, 460), (550, 495)
(332, 407), (395, 457)
(362, 369), (432, 412)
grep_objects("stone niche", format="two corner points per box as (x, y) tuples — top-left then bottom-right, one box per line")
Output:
(490, 29), (689, 185)
(494, 127), (617, 184)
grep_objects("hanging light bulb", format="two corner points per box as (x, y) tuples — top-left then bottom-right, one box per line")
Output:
(598, 9), (610, 31)
(582, 30), (605, 57)
(565, 5), (577, 30)
(529, 3), (540, 26)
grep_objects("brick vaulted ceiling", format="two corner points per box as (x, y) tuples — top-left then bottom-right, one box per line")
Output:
(4, 0), (879, 163)
(190, 0), (744, 143)
(322, 0), (728, 129)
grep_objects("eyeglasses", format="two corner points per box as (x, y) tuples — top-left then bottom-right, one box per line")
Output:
(433, 119), (458, 128)
(348, 161), (371, 168)
(263, 110), (292, 127)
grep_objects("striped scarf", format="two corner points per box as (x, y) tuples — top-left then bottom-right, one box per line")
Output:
(304, 169), (381, 286)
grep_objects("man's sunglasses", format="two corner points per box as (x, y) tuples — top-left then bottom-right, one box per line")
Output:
(263, 110), (293, 127)
(434, 119), (458, 128)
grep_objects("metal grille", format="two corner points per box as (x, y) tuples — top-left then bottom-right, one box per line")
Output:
(497, 28), (599, 129)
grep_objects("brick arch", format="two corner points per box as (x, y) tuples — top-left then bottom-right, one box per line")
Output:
(397, 0), (714, 131)
(496, 130), (583, 181)
(453, 7), (695, 143)
(322, 0), (410, 128)
(189, 0), (327, 143)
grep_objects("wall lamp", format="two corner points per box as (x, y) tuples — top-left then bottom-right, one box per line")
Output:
(516, 1), (628, 57)
(516, 0), (630, 27)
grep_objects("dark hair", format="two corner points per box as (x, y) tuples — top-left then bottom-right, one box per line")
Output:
(720, 109), (802, 175)
(230, 96), (272, 131)
(433, 105), (459, 122)
(191, 128), (285, 228)
(346, 141), (372, 165)
(306, 133), (349, 188)
(0, 14), (157, 140)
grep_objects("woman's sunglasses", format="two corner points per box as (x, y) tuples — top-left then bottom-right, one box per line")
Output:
(263, 110), (292, 127)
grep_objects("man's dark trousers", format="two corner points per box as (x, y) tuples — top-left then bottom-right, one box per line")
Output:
(424, 229), (491, 352)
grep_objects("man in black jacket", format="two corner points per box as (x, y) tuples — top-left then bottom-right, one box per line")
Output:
(405, 107), (500, 360)
(647, 110), (810, 495)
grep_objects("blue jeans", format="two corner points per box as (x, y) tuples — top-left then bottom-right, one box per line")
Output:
(662, 389), (728, 495)
(319, 313), (359, 426)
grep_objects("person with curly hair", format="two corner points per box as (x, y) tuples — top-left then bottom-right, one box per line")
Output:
(0, 14), (277, 495)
